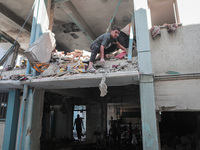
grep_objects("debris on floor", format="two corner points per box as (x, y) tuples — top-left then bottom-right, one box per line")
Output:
(39, 48), (138, 78)
(1, 47), (138, 81)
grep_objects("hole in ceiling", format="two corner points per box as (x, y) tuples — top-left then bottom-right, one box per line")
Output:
(62, 23), (80, 33)
(70, 33), (79, 39)
(101, 0), (108, 3)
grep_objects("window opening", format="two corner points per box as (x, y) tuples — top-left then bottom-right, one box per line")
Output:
(0, 92), (8, 120)
(149, 0), (180, 26)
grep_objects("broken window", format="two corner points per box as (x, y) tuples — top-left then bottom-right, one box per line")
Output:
(149, 0), (180, 26)
(0, 30), (21, 71)
(0, 92), (8, 120)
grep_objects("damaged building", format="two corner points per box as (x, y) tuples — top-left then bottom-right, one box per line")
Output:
(0, 0), (200, 150)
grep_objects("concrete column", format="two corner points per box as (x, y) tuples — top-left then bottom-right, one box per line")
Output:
(2, 90), (20, 150)
(55, 111), (67, 139)
(87, 103), (101, 142)
(102, 103), (107, 139)
(22, 89), (44, 150)
(65, 102), (73, 139)
(134, 0), (159, 149)
(16, 0), (52, 149)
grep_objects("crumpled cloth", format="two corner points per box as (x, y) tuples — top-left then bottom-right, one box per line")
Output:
(150, 26), (161, 39)
(164, 23), (178, 33)
(115, 51), (127, 59)
(99, 76), (107, 97)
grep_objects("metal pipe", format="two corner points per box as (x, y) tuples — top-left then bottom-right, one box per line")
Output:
(128, 13), (134, 62)
(155, 72), (200, 77)
(154, 72), (200, 80)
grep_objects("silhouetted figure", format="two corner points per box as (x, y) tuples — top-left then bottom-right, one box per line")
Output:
(116, 123), (122, 145)
(128, 122), (133, 144)
(73, 114), (83, 141)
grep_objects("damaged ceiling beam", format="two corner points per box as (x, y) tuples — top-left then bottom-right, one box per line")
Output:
(0, 2), (31, 33)
(61, 1), (96, 42)
(0, 30), (24, 54)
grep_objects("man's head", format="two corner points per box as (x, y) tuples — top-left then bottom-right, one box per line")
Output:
(111, 27), (120, 39)
(77, 114), (80, 118)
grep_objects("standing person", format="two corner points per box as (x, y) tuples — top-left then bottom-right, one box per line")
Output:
(73, 114), (84, 141)
(87, 27), (127, 73)
(128, 122), (133, 144)
(116, 123), (122, 145)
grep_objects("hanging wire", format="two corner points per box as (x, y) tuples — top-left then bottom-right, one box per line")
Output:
(106, 0), (122, 33)
(0, 1), (36, 78)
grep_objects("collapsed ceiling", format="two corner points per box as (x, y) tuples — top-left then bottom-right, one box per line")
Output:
(0, 0), (134, 53)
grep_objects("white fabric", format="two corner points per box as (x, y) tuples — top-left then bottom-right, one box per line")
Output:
(121, 23), (131, 35)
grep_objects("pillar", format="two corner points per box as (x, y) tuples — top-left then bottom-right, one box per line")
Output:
(2, 90), (20, 150)
(134, 0), (159, 149)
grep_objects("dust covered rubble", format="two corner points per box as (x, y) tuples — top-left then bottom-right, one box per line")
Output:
(3, 49), (138, 80)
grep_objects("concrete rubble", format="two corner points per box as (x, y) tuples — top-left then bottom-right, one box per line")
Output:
(0, 48), (138, 81)
(24, 30), (56, 63)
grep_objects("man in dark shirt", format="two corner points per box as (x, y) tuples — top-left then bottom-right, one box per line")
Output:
(87, 27), (127, 73)
(73, 114), (84, 141)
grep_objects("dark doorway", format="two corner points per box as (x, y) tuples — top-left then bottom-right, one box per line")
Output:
(159, 112), (200, 150)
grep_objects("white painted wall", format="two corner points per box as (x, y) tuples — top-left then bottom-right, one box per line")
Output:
(150, 25), (200, 75)
(148, 0), (200, 75)
(0, 122), (5, 150)
(147, 0), (200, 111)
(155, 79), (200, 111)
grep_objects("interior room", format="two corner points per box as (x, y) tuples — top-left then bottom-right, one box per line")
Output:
(40, 84), (141, 150)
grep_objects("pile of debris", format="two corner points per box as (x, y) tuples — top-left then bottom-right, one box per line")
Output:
(51, 49), (90, 63)
(0, 30), (138, 81)
(37, 49), (138, 78)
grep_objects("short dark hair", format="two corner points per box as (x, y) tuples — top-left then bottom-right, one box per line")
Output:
(111, 27), (120, 32)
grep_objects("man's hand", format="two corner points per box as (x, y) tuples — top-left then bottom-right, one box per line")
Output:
(124, 48), (128, 53)
(100, 58), (105, 64)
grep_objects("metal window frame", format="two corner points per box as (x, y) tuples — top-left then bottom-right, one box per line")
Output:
(0, 92), (8, 121)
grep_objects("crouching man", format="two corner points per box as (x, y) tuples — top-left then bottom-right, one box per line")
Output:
(87, 27), (127, 73)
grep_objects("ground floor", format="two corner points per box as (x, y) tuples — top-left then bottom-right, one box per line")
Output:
(1, 79), (200, 150)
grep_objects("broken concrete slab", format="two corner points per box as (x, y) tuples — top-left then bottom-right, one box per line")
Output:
(20, 71), (139, 89)
(24, 30), (56, 63)
(40, 65), (59, 77)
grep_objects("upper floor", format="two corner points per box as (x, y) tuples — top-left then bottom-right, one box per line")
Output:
(0, 0), (200, 92)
